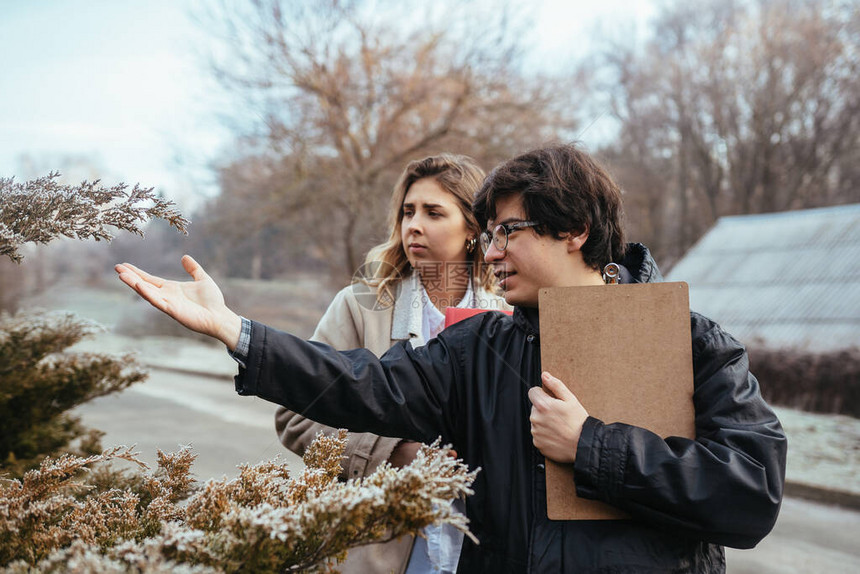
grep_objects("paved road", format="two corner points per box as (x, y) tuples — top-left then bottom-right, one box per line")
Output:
(726, 497), (860, 573)
(74, 369), (303, 480)
(75, 369), (860, 573)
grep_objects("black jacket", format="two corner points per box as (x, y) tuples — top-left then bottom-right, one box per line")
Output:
(236, 244), (787, 573)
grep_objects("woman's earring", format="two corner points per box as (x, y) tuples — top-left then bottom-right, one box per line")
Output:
(466, 236), (477, 254)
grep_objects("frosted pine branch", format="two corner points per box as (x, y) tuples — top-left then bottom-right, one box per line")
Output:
(0, 172), (190, 262)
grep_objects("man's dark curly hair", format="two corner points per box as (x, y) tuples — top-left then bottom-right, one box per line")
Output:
(474, 143), (626, 271)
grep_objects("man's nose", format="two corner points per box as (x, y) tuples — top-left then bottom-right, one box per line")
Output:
(483, 240), (504, 263)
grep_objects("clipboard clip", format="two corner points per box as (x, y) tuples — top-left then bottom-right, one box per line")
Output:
(603, 263), (621, 285)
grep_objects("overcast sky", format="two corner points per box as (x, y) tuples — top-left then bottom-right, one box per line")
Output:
(0, 0), (655, 212)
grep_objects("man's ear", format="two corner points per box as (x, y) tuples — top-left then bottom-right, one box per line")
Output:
(566, 227), (589, 253)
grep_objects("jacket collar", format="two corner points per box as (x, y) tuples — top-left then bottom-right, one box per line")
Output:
(513, 306), (540, 338)
(618, 243), (663, 283)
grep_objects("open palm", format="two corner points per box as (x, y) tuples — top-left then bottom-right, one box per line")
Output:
(115, 255), (241, 347)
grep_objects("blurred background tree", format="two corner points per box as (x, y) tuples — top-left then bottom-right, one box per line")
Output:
(190, 0), (582, 282)
(593, 0), (860, 265)
(180, 0), (859, 280)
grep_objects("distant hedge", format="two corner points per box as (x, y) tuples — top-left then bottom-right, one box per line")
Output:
(749, 347), (860, 418)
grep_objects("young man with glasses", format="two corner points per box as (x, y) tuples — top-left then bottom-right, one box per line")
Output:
(116, 144), (786, 573)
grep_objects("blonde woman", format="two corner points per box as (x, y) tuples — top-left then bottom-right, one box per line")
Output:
(275, 154), (508, 574)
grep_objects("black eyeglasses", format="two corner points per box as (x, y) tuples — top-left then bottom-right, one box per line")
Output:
(480, 221), (539, 254)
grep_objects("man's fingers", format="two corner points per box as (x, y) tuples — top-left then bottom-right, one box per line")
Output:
(182, 254), (207, 281)
(542, 371), (573, 400)
(119, 262), (165, 288)
(115, 265), (167, 311)
(128, 276), (169, 312)
(116, 268), (140, 290)
(528, 385), (549, 408)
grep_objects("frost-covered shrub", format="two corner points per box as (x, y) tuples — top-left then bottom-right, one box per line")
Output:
(0, 173), (477, 572)
(0, 172), (186, 476)
(0, 311), (147, 476)
(0, 432), (477, 573)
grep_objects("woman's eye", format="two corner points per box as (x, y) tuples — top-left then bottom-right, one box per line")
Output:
(403, 210), (414, 217)
(429, 212), (442, 218)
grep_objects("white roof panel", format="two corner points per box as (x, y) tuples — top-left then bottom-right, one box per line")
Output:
(667, 204), (860, 351)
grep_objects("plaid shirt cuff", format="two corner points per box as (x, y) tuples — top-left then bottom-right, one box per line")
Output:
(227, 316), (252, 368)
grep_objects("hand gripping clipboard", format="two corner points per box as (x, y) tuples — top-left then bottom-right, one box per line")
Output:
(538, 276), (695, 520)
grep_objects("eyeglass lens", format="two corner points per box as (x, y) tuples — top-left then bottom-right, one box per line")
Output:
(480, 225), (508, 254)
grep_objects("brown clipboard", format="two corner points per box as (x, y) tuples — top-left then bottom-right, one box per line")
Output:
(538, 282), (695, 520)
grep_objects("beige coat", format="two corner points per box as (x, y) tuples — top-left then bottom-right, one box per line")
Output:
(275, 274), (508, 574)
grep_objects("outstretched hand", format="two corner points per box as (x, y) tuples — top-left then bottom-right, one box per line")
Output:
(115, 255), (242, 350)
(528, 371), (589, 463)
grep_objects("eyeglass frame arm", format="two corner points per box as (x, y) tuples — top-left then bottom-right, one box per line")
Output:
(480, 220), (540, 254)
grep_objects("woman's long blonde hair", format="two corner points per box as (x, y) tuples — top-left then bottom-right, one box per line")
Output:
(363, 153), (494, 304)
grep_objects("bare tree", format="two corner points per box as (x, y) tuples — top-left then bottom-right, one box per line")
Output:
(197, 0), (579, 280)
(598, 0), (860, 266)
